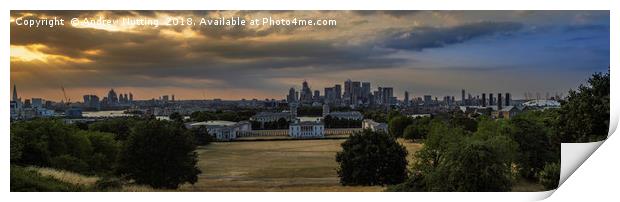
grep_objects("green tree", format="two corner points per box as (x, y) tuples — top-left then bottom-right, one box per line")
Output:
(388, 116), (413, 138)
(508, 112), (554, 179)
(118, 120), (200, 189)
(557, 71), (609, 142)
(89, 118), (137, 141)
(403, 117), (432, 141)
(538, 162), (560, 190)
(398, 119), (517, 192)
(169, 112), (184, 122)
(336, 130), (408, 186)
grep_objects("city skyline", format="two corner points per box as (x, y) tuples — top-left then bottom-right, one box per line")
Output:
(10, 11), (609, 101)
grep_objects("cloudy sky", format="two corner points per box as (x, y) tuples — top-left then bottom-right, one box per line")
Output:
(10, 11), (609, 101)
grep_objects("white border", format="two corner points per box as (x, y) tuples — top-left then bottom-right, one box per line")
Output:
(1, 0), (615, 201)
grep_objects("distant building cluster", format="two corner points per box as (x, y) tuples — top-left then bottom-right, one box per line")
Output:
(287, 79), (396, 108)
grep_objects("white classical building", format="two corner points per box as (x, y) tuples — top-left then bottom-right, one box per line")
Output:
(362, 119), (388, 133)
(186, 120), (251, 141)
(289, 120), (324, 138)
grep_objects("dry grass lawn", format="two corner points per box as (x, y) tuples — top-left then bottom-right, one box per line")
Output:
(179, 139), (422, 192)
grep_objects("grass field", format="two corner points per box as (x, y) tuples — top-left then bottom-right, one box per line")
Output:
(179, 139), (422, 192)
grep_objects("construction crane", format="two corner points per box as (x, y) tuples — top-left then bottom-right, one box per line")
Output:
(61, 85), (70, 103)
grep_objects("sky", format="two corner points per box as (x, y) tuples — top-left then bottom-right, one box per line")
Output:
(10, 11), (609, 101)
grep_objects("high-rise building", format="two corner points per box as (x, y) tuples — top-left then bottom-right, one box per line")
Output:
(162, 95), (169, 101)
(489, 93), (495, 106)
(334, 84), (342, 101)
(461, 89), (466, 104)
(287, 87), (297, 103)
(324, 87), (335, 104)
(380, 87), (394, 105)
(301, 80), (313, 103)
(314, 90), (321, 101)
(83, 95), (100, 110)
(361, 82), (371, 103)
(482, 93), (487, 107)
(498, 93), (503, 110)
(404, 91), (409, 106)
(172, 94), (175, 102)
(107, 89), (119, 105)
(505, 93), (511, 106)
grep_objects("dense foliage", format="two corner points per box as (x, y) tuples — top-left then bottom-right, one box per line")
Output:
(556, 72), (610, 142)
(538, 162), (561, 190)
(190, 110), (256, 122)
(11, 119), (120, 175)
(336, 130), (408, 186)
(11, 117), (202, 191)
(388, 116), (413, 138)
(118, 119), (200, 189)
(323, 115), (362, 128)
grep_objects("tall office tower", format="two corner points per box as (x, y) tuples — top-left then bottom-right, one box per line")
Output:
(489, 93), (494, 106)
(482, 93), (487, 107)
(343, 79), (352, 105)
(461, 89), (466, 105)
(324, 87), (334, 104)
(334, 84), (342, 101)
(162, 95), (169, 101)
(498, 93), (503, 110)
(361, 82), (371, 103)
(301, 80), (313, 103)
(404, 91), (409, 106)
(505, 93), (511, 106)
(129, 93), (133, 102)
(314, 90), (320, 101)
(287, 87), (297, 103)
(380, 87), (394, 105)
(451, 96), (455, 105)
(352, 81), (361, 105)
(172, 94), (175, 102)
(107, 89), (119, 105)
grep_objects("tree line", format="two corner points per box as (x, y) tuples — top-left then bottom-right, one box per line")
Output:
(337, 71), (609, 191)
(11, 117), (209, 191)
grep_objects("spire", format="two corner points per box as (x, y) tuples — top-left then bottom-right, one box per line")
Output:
(12, 84), (18, 102)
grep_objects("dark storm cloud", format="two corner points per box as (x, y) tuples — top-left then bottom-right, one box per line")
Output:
(351, 10), (420, 18)
(382, 21), (524, 51)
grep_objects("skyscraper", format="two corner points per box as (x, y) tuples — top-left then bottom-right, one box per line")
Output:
(301, 80), (313, 103)
(461, 89), (466, 105)
(287, 87), (297, 103)
(482, 93), (486, 107)
(505, 93), (511, 106)
(107, 89), (119, 105)
(313, 90), (321, 101)
(334, 84), (342, 101)
(498, 93), (503, 110)
(489, 93), (494, 106)
(404, 91), (409, 106)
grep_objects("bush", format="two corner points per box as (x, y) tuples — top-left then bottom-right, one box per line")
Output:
(118, 119), (200, 189)
(336, 129), (408, 186)
(508, 112), (554, 179)
(538, 162), (560, 190)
